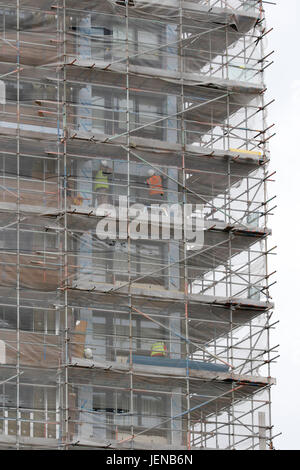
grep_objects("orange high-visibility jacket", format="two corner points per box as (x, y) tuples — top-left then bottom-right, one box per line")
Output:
(147, 175), (164, 195)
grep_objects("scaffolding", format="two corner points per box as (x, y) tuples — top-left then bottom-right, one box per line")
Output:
(0, 0), (277, 450)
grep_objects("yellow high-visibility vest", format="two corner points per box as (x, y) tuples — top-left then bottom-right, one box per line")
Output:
(94, 170), (109, 190)
(151, 341), (167, 357)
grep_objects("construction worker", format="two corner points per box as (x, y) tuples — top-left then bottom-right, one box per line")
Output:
(150, 341), (167, 357)
(93, 160), (111, 207)
(66, 177), (83, 206)
(73, 193), (83, 206)
(146, 169), (164, 197)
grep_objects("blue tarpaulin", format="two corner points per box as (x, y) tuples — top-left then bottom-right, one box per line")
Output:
(131, 355), (229, 372)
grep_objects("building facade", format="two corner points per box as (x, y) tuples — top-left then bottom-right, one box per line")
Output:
(0, 0), (275, 449)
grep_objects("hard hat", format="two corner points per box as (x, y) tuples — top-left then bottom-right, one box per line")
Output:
(101, 160), (108, 167)
(147, 169), (155, 177)
(84, 347), (93, 359)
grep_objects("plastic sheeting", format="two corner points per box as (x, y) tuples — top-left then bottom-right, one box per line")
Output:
(0, 0), (273, 450)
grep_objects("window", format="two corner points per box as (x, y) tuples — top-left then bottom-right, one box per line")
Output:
(113, 96), (132, 135)
(91, 310), (167, 360)
(113, 25), (135, 42)
(137, 30), (161, 64)
(137, 96), (164, 139)
(76, 26), (113, 61)
(116, 1), (135, 7)
(33, 231), (59, 251)
(135, 393), (166, 427)
(74, 13), (163, 68)
(130, 241), (165, 284)
(140, 395), (163, 417)
(91, 96), (106, 133)
(0, 80), (5, 104)
(111, 241), (166, 284)
(93, 391), (129, 414)
(89, 88), (166, 140)
(91, 390), (166, 433)
(0, 306), (16, 330)
(113, 93), (165, 140)
(0, 305), (58, 333)
(112, 24), (163, 68)
(0, 155), (34, 178)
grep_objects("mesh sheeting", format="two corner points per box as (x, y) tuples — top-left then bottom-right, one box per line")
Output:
(0, 0), (274, 450)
